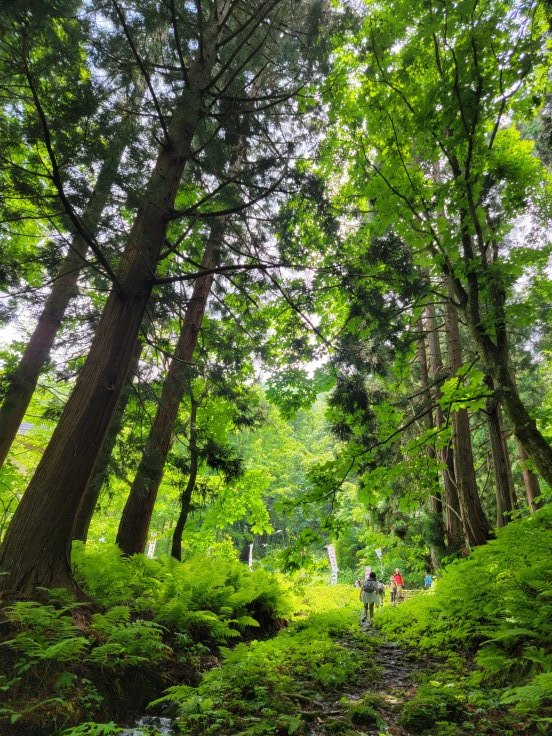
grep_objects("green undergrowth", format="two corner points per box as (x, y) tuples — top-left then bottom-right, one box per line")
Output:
(0, 545), (291, 735)
(376, 506), (552, 734)
(151, 583), (377, 736)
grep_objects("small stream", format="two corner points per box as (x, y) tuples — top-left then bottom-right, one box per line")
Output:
(119, 716), (173, 735)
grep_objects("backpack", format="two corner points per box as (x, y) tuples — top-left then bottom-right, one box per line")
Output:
(377, 582), (385, 595)
(362, 579), (378, 593)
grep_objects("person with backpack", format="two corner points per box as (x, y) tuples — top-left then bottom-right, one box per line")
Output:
(376, 579), (385, 607)
(360, 571), (379, 623)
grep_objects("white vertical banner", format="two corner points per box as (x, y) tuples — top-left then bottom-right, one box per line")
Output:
(326, 544), (339, 584)
(374, 548), (384, 577)
(248, 543), (254, 570)
(146, 540), (156, 559)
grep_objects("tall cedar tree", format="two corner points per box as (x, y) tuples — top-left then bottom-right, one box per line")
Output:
(0, 0), (325, 594)
(0, 19), (152, 468)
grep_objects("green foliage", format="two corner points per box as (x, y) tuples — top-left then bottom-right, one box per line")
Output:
(59, 724), (122, 736)
(88, 609), (170, 669)
(345, 695), (384, 728)
(72, 543), (290, 645)
(376, 507), (552, 724)
(500, 672), (552, 714)
(152, 587), (376, 736)
(1, 547), (291, 732)
(398, 682), (465, 734)
(3, 601), (88, 670)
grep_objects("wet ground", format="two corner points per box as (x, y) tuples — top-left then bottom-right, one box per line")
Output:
(308, 621), (422, 736)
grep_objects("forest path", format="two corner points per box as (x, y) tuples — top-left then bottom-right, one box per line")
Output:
(308, 622), (423, 736)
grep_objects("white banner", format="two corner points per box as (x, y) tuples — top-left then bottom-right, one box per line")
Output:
(248, 543), (254, 570)
(327, 544), (339, 584)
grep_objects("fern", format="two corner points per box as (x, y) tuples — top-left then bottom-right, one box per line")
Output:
(501, 673), (552, 712)
(59, 722), (122, 735)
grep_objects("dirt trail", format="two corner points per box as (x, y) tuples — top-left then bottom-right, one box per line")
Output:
(309, 622), (423, 736)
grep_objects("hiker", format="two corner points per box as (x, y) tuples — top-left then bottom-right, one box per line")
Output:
(389, 575), (397, 605)
(391, 568), (405, 604)
(360, 571), (379, 623)
(423, 572), (433, 590)
(376, 579), (385, 607)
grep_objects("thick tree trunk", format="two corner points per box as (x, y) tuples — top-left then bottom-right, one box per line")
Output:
(517, 440), (543, 511)
(171, 399), (199, 561)
(424, 303), (464, 550)
(485, 381), (515, 527)
(116, 219), (224, 555)
(444, 298), (491, 547)
(0, 116), (137, 470)
(0, 35), (219, 592)
(72, 337), (143, 543)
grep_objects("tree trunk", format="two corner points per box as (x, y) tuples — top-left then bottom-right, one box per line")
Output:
(72, 336), (143, 543)
(0, 32), (220, 593)
(444, 297), (491, 547)
(416, 318), (443, 569)
(485, 379), (515, 527)
(0, 73), (149, 472)
(491, 361), (552, 488)
(116, 219), (225, 555)
(517, 440), (543, 511)
(424, 303), (464, 551)
(448, 225), (552, 491)
(171, 398), (199, 561)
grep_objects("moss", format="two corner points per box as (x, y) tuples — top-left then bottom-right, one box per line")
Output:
(398, 684), (465, 734)
(349, 703), (379, 727)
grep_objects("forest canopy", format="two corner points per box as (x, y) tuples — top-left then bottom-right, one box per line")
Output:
(0, 0), (552, 733)
(0, 0), (551, 587)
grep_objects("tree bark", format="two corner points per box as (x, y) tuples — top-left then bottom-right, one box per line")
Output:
(72, 336), (143, 543)
(517, 439), (543, 511)
(116, 218), (225, 555)
(0, 21), (222, 593)
(424, 303), (464, 551)
(171, 397), (199, 561)
(492, 361), (552, 488)
(485, 379), (515, 527)
(446, 218), (552, 490)
(444, 297), (491, 547)
(416, 318), (443, 569)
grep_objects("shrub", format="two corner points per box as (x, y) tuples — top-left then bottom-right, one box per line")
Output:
(72, 543), (291, 645)
(376, 506), (552, 725)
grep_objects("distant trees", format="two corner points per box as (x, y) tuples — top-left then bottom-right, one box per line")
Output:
(309, 0), (551, 551)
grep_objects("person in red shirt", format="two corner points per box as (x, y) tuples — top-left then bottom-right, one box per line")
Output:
(391, 568), (405, 604)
